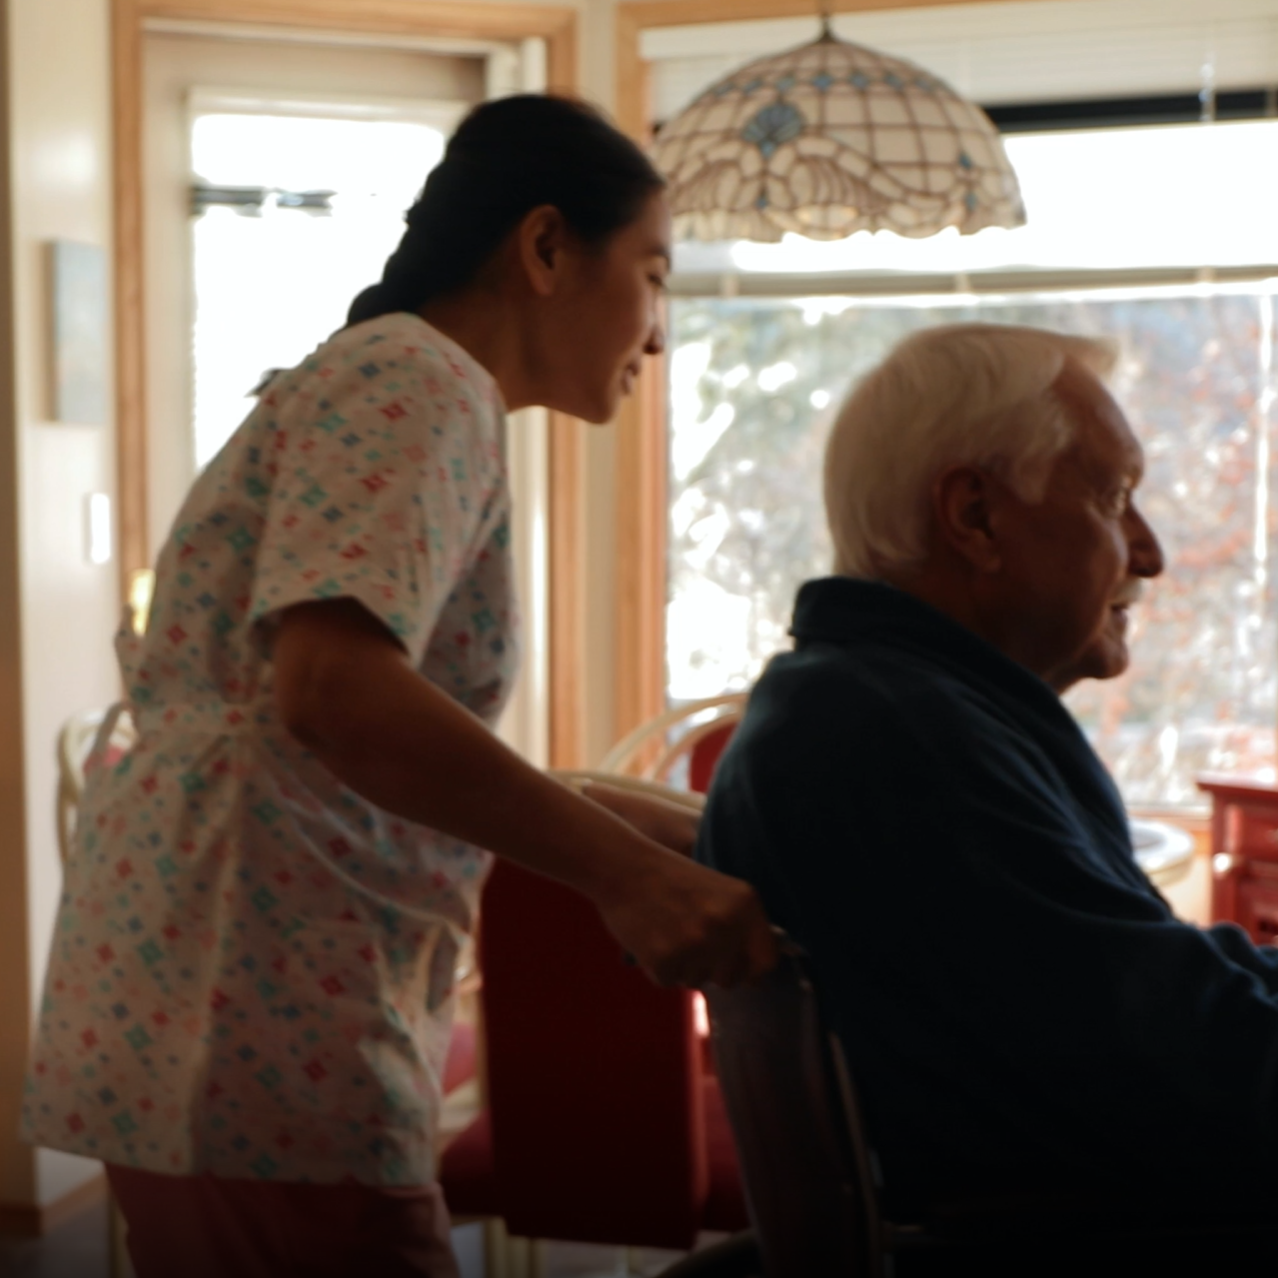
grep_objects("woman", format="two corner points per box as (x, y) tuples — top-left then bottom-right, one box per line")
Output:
(24, 95), (775, 1277)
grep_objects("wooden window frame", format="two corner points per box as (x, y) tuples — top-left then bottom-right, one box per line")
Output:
(612, 0), (1087, 741)
(112, 0), (587, 765)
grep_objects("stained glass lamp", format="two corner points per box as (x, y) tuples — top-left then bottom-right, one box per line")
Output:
(650, 26), (1026, 242)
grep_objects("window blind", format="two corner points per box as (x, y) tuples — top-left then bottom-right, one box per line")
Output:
(642, 0), (1278, 123)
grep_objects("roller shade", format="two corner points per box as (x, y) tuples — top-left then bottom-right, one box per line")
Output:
(642, 0), (1278, 123)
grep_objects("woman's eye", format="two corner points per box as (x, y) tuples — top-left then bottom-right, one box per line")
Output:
(649, 274), (668, 291)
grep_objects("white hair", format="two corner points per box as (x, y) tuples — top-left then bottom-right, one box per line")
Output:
(823, 323), (1118, 579)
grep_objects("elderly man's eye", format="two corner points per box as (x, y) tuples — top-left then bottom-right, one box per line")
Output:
(1098, 488), (1130, 517)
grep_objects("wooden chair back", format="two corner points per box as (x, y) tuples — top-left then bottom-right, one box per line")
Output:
(705, 941), (883, 1276)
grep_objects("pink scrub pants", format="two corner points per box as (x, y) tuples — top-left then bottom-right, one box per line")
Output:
(106, 1164), (461, 1278)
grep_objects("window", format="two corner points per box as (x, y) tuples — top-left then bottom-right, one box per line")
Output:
(666, 120), (1278, 812)
(189, 100), (458, 467)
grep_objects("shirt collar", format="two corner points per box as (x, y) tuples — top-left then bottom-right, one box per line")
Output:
(790, 576), (1060, 706)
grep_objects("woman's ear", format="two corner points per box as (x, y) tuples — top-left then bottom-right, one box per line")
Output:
(515, 204), (569, 298)
(931, 466), (1002, 573)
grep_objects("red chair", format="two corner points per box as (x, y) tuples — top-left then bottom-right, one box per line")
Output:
(439, 849), (749, 1251)
(687, 721), (737, 796)
(598, 694), (746, 790)
(442, 1020), (477, 1096)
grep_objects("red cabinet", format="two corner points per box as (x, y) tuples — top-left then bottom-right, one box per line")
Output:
(1199, 776), (1278, 944)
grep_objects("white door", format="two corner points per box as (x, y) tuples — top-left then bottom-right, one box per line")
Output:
(141, 27), (549, 763)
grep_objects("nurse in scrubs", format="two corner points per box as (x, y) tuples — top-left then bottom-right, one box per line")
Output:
(25, 94), (775, 1278)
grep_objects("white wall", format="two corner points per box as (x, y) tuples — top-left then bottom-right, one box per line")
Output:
(0, 0), (120, 1213)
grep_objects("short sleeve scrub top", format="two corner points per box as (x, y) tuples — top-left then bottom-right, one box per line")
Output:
(23, 314), (519, 1187)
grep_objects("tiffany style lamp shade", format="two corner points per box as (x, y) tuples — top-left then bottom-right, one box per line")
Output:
(650, 28), (1026, 242)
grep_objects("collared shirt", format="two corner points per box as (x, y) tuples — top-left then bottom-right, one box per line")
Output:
(698, 577), (1278, 1209)
(24, 314), (518, 1185)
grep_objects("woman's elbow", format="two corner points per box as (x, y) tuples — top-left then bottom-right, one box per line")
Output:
(271, 608), (358, 750)
(270, 599), (409, 753)
(273, 644), (337, 750)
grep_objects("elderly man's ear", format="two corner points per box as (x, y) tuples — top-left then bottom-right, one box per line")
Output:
(931, 467), (1003, 573)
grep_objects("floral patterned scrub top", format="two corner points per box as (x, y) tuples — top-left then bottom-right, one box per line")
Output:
(23, 314), (518, 1186)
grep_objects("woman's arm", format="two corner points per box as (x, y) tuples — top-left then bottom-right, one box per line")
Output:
(578, 781), (703, 857)
(272, 598), (775, 988)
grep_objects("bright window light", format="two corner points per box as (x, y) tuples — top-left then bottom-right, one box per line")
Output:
(666, 120), (1278, 810)
(757, 361), (797, 392)
(190, 112), (447, 468)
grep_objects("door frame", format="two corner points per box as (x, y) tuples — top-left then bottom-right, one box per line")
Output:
(611, 0), (1090, 741)
(112, 0), (586, 764)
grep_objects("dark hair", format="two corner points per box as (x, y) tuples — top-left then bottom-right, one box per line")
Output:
(346, 94), (665, 327)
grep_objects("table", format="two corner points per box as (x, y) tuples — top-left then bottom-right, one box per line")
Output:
(1197, 775), (1278, 944)
(1130, 818), (1195, 890)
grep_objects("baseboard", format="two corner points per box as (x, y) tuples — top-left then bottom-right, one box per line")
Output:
(0, 1171), (106, 1238)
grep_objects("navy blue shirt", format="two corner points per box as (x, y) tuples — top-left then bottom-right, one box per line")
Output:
(698, 578), (1278, 1207)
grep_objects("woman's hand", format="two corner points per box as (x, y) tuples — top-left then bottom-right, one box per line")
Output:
(579, 782), (703, 856)
(575, 783), (776, 985)
(594, 854), (778, 988)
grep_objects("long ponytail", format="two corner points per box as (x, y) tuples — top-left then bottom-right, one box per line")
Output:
(347, 95), (664, 327)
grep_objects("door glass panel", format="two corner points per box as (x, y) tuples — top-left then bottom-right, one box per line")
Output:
(190, 110), (447, 467)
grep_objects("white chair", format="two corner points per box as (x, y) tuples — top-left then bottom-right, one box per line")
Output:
(597, 693), (748, 786)
(56, 703), (136, 867)
(56, 702), (138, 1277)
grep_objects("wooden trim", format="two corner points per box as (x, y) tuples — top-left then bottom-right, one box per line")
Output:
(620, 0), (1082, 26)
(612, 348), (667, 750)
(112, 0), (583, 749)
(611, 0), (1094, 741)
(137, 0), (578, 41)
(112, 0), (147, 603)
(612, 43), (663, 743)
(548, 411), (585, 768)
(544, 14), (577, 95)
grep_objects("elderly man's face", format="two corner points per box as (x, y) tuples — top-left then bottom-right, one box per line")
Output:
(990, 362), (1164, 691)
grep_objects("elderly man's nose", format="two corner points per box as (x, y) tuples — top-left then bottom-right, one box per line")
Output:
(1129, 507), (1164, 578)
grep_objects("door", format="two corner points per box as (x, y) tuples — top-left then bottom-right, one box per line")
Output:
(140, 27), (549, 761)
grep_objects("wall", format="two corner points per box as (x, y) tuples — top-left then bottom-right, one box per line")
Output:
(0, 0), (121, 1215)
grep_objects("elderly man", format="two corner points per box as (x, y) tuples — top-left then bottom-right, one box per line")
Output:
(697, 324), (1278, 1223)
